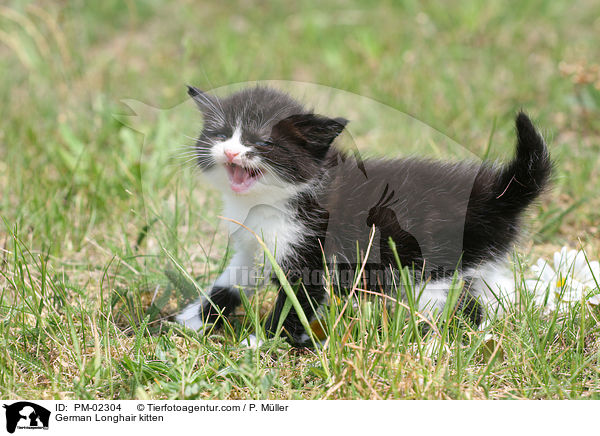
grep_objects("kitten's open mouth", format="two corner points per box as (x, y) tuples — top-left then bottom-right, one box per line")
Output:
(224, 163), (262, 193)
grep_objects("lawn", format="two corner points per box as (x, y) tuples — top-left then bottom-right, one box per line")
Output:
(1, 0), (599, 399)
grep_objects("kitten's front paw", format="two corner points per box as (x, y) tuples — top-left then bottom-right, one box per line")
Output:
(175, 286), (241, 333)
(175, 299), (207, 332)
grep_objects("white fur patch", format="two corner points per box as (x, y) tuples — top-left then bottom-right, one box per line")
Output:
(211, 128), (252, 164)
(406, 260), (516, 321)
(244, 334), (264, 348)
(298, 333), (311, 344)
(413, 276), (456, 317)
(467, 260), (516, 318)
(175, 299), (205, 331)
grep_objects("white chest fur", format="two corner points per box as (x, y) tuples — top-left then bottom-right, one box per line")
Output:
(221, 192), (303, 264)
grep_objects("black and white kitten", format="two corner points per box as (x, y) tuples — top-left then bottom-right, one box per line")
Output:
(176, 85), (551, 346)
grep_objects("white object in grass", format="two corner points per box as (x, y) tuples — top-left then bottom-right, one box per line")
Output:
(525, 247), (600, 312)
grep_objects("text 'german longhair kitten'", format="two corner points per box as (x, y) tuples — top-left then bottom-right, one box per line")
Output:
(176, 85), (551, 346)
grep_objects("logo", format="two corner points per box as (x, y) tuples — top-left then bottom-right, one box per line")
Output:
(2, 402), (50, 433)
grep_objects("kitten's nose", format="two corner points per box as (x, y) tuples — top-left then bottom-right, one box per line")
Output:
(224, 150), (240, 163)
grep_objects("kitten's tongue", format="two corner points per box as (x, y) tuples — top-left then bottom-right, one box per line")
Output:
(231, 165), (249, 184)
(226, 164), (259, 193)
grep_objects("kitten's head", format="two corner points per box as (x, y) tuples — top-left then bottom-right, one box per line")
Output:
(188, 85), (347, 194)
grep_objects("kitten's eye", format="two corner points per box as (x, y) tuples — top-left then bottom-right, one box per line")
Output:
(214, 133), (228, 140)
(254, 140), (273, 147)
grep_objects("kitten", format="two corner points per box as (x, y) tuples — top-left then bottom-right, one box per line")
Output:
(176, 85), (551, 346)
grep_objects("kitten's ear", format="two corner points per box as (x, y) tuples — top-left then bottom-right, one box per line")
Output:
(275, 114), (348, 153)
(186, 85), (216, 112)
(300, 115), (348, 145)
(332, 117), (350, 131)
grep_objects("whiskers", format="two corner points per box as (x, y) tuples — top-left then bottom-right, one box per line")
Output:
(171, 138), (214, 175)
(254, 153), (285, 182)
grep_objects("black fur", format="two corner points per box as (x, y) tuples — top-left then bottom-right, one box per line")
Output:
(198, 286), (241, 326)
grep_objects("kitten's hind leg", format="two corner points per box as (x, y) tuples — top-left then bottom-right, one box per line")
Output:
(466, 260), (516, 323)
(454, 278), (484, 326)
(411, 276), (453, 320)
(409, 274), (485, 332)
(420, 261), (516, 330)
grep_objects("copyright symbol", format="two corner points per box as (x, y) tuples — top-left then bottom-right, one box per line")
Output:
(137, 404), (145, 411)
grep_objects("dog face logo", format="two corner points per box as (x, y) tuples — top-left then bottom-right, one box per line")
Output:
(2, 402), (50, 433)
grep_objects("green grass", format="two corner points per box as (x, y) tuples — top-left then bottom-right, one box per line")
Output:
(1, 0), (600, 399)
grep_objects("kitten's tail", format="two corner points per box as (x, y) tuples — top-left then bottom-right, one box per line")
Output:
(491, 112), (552, 213)
(463, 113), (551, 261)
